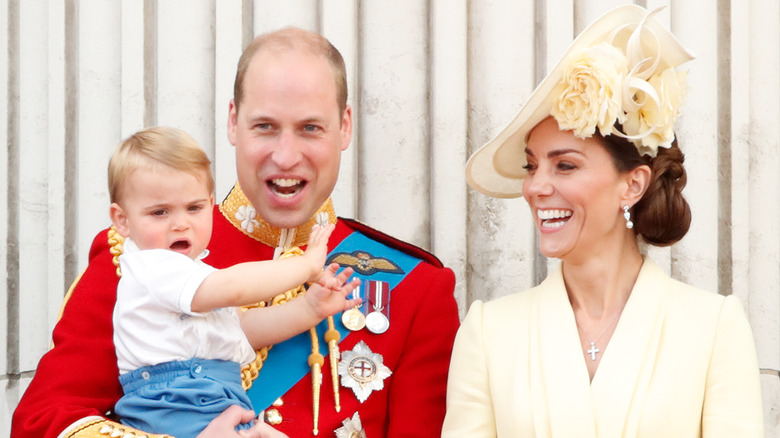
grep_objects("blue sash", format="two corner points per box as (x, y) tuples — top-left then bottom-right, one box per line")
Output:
(246, 230), (422, 411)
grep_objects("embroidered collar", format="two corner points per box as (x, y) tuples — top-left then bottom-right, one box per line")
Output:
(219, 183), (337, 248)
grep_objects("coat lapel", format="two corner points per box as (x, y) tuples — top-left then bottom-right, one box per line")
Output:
(533, 263), (598, 438)
(590, 257), (668, 437)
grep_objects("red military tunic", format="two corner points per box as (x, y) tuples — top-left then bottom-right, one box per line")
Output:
(12, 185), (460, 437)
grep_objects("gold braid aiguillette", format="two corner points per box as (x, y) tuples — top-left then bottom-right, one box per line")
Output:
(240, 247), (305, 390)
(325, 317), (342, 412)
(308, 327), (324, 435)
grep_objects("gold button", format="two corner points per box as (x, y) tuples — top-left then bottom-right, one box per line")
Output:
(272, 397), (284, 407)
(265, 408), (283, 425)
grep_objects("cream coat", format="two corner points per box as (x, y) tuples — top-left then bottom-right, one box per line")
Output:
(443, 257), (763, 437)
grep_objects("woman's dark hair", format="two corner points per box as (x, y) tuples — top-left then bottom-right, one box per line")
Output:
(596, 130), (691, 246)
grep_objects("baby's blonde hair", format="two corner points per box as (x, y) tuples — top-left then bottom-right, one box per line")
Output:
(108, 126), (214, 203)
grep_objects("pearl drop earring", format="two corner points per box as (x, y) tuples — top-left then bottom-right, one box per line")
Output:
(622, 205), (633, 229)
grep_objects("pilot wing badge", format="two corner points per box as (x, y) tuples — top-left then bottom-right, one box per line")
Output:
(327, 250), (404, 276)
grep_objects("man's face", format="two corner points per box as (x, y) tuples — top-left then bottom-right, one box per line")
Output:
(228, 48), (352, 229)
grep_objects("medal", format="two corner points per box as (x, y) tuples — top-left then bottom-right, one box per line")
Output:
(338, 341), (392, 403)
(342, 308), (366, 331)
(365, 280), (390, 334)
(365, 311), (389, 334)
(341, 281), (366, 331)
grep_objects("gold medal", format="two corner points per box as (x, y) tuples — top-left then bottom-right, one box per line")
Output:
(342, 308), (366, 331)
(341, 280), (365, 331)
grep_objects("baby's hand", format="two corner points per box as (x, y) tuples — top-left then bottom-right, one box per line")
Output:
(305, 265), (362, 319)
(302, 224), (335, 281)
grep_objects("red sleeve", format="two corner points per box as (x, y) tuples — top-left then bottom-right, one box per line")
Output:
(12, 229), (124, 437)
(386, 263), (460, 436)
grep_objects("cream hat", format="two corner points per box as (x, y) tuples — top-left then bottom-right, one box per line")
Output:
(465, 4), (694, 198)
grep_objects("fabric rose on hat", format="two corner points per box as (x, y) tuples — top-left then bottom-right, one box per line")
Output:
(552, 43), (629, 139)
(622, 67), (689, 156)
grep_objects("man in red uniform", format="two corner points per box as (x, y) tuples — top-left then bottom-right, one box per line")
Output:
(12, 27), (460, 438)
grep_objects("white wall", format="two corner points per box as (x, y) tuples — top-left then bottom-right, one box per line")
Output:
(2, 0), (778, 435)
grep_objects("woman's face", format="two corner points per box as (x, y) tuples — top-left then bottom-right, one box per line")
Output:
(522, 117), (629, 262)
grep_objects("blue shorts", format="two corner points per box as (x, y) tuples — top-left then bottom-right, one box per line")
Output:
(115, 358), (254, 438)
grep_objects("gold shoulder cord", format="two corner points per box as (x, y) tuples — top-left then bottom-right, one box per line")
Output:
(62, 229), (171, 438)
(240, 247), (307, 389)
(108, 227), (124, 277)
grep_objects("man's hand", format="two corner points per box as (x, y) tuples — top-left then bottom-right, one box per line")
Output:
(239, 421), (291, 438)
(197, 405), (289, 438)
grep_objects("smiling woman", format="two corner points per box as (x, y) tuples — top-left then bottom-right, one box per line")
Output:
(444, 5), (764, 438)
(521, 116), (651, 263)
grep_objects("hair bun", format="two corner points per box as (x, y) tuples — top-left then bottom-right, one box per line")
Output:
(633, 142), (691, 246)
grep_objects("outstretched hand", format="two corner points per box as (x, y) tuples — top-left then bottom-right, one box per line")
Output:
(305, 265), (362, 320)
(302, 224), (335, 281)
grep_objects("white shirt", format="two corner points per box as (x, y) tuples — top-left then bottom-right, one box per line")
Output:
(113, 238), (256, 375)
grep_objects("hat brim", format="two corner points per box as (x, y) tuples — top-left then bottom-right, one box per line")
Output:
(465, 4), (693, 198)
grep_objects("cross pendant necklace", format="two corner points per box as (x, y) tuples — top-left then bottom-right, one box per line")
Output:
(579, 310), (623, 362)
(587, 342), (600, 360)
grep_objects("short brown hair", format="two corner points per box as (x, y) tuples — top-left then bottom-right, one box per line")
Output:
(108, 126), (214, 203)
(233, 27), (348, 116)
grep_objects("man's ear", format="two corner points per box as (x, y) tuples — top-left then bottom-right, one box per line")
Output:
(339, 104), (353, 151)
(623, 164), (652, 207)
(227, 99), (238, 147)
(109, 202), (130, 237)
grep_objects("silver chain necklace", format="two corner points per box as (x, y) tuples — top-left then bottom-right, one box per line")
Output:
(578, 310), (623, 361)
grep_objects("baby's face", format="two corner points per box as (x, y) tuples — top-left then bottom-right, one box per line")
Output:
(112, 166), (214, 259)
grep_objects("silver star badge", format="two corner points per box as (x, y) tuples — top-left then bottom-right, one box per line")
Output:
(335, 412), (367, 438)
(338, 341), (392, 403)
